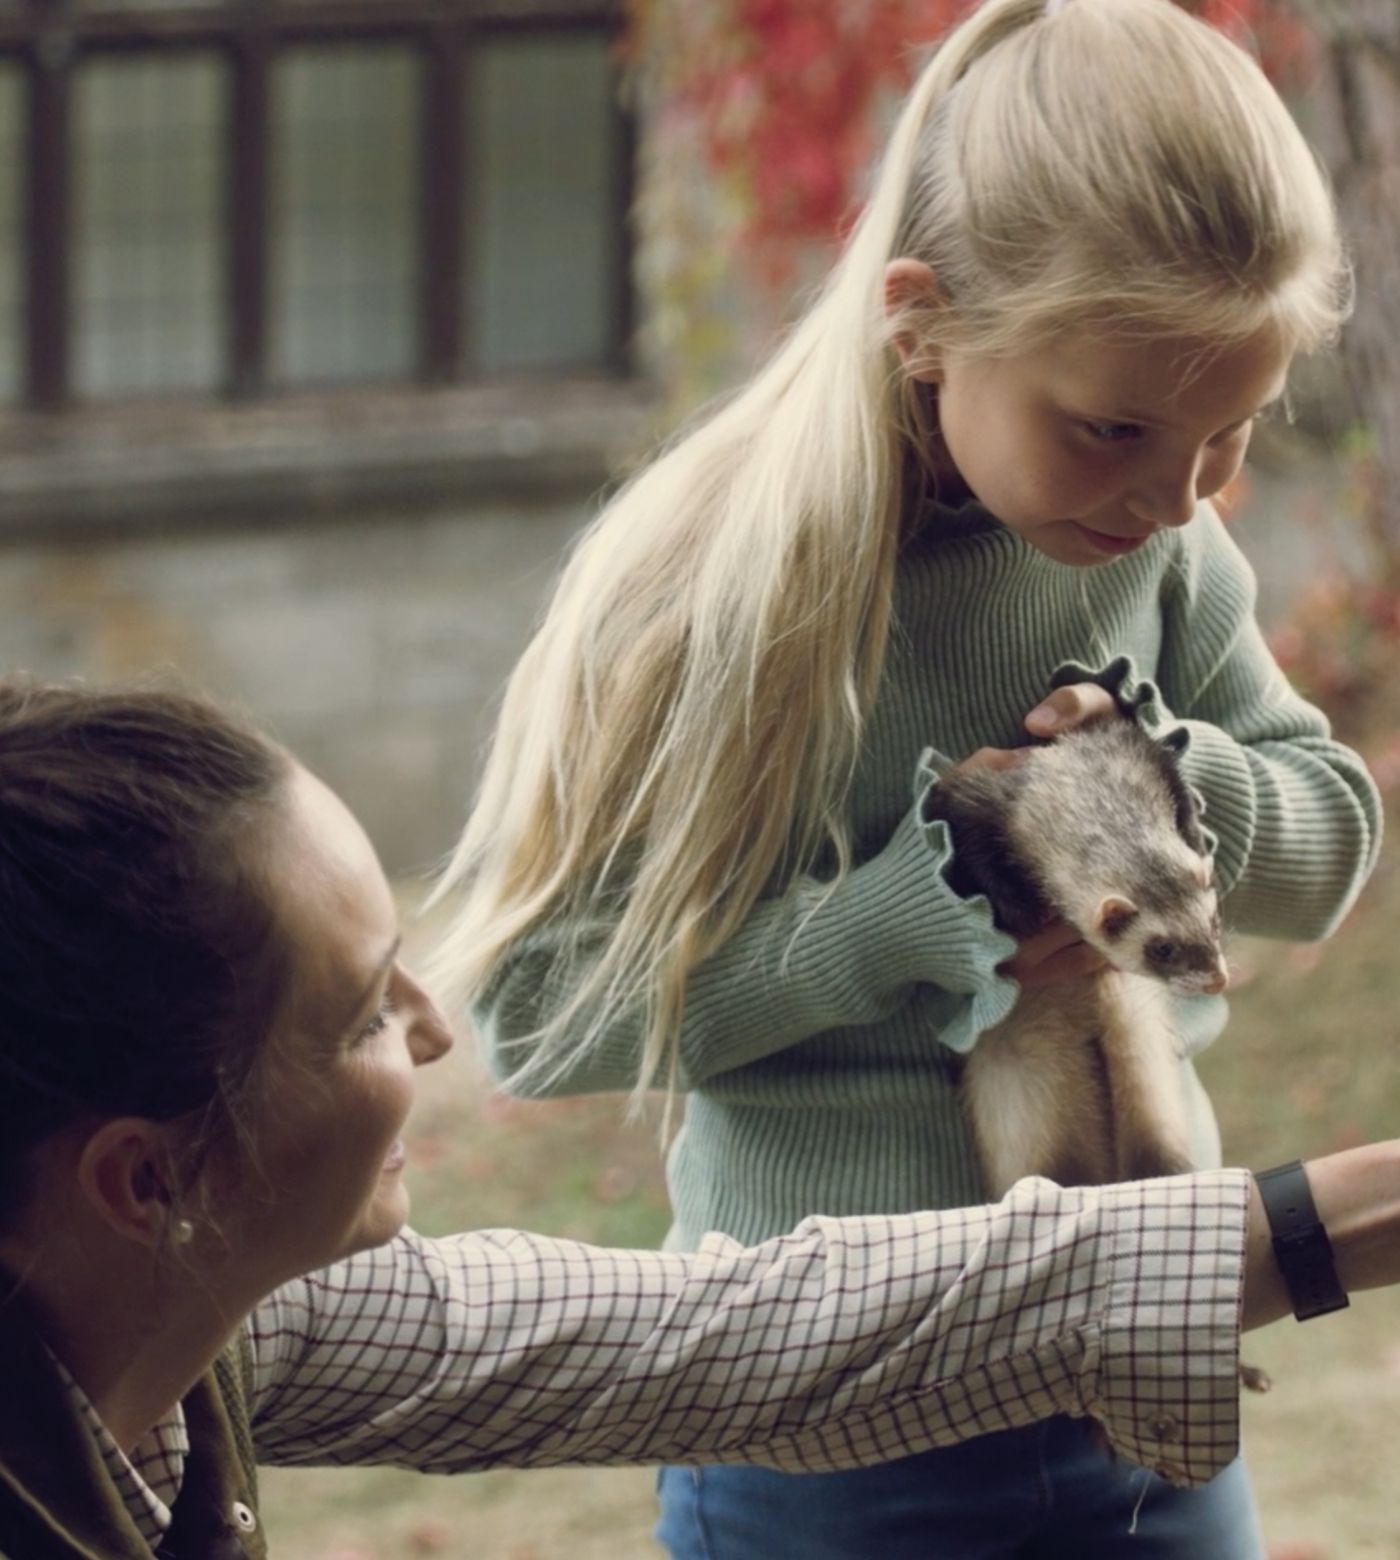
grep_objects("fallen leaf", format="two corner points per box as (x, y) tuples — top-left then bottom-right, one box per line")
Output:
(406, 1518), (452, 1554)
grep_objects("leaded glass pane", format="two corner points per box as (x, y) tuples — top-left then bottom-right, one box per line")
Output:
(469, 33), (621, 374)
(0, 66), (21, 402)
(73, 53), (226, 397)
(272, 46), (419, 385)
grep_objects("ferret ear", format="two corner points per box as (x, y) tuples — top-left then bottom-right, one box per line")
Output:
(1096, 896), (1139, 941)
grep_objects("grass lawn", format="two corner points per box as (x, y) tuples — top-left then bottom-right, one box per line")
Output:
(260, 823), (1400, 1559)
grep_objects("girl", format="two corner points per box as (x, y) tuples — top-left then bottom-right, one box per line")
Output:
(15, 677), (1384, 1560)
(435, 0), (1383, 1554)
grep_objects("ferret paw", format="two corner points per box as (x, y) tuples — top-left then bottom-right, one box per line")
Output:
(1240, 1362), (1273, 1394)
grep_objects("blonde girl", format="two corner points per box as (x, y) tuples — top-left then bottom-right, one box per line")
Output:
(434, 0), (1381, 1552)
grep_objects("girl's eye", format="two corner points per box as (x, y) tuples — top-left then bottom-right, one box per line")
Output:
(353, 996), (397, 1047)
(1081, 420), (1143, 444)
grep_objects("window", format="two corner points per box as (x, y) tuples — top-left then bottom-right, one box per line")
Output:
(0, 0), (630, 408)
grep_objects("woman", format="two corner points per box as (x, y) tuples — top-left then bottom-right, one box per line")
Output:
(0, 677), (1394, 1560)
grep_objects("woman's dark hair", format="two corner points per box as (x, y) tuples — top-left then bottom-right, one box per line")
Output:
(0, 680), (292, 1230)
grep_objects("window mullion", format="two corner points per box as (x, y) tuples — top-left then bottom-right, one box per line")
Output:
(420, 19), (467, 383)
(26, 5), (72, 409)
(228, 5), (271, 398)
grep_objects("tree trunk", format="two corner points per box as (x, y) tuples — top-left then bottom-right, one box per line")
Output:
(1297, 0), (1400, 567)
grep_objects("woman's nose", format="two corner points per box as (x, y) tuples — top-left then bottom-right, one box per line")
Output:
(401, 969), (456, 1065)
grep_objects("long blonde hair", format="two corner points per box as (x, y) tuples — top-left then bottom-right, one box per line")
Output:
(431, 0), (1349, 1104)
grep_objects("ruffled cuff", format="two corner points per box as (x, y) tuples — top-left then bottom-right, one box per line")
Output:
(866, 750), (1020, 1055)
(1050, 655), (1257, 877)
(1052, 653), (1180, 744)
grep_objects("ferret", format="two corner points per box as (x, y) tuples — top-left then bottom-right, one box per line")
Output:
(924, 719), (1228, 1198)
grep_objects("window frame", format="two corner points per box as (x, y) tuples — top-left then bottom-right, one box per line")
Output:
(0, 0), (633, 408)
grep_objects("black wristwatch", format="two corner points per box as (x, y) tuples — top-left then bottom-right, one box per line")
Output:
(1253, 1160), (1350, 1322)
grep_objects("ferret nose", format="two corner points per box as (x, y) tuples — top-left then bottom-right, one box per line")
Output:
(1203, 968), (1229, 995)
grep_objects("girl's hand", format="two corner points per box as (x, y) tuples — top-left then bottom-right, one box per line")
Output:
(999, 919), (1108, 988)
(1023, 682), (1118, 739)
(950, 684), (1122, 777)
(952, 684), (1119, 986)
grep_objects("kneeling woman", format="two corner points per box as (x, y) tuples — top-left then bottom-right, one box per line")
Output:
(0, 680), (1395, 1560)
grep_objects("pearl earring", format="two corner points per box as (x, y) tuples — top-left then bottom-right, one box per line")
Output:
(171, 1217), (195, 1246)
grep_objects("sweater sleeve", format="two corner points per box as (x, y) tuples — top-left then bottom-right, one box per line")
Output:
(475, 758), (1017, 1096)
(1053, 507), (1381, 941)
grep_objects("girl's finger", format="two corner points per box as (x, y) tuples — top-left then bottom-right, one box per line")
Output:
(1024, 683), (1118, 736)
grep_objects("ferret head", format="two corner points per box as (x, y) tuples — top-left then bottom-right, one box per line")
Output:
(1088, 851), (1228, 995)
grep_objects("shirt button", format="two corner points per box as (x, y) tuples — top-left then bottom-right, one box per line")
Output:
(1151, 1414), (1181, 1442)
(231, 1501), (258, 1534)
(1154, 1461), (1185, 1484)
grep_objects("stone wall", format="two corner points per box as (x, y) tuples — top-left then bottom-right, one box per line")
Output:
(0, 382), (653, 874)
(0, 498), (586, 874)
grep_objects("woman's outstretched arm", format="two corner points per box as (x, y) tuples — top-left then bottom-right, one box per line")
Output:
(249, 1145), (1400, 1490)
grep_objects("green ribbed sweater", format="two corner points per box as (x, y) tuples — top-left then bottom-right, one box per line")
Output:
(478, 502), (1382, 1250)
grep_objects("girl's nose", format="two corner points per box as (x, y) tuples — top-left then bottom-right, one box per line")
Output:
(1128, 458), (1200, 529)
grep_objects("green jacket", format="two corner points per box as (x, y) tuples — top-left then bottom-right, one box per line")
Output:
(0, 1283), (267, 1560)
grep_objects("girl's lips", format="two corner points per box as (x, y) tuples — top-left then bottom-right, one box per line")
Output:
(1075, 524), (1150, 556)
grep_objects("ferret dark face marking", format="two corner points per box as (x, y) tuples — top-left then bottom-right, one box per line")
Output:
(1119, 889), (1228, 994)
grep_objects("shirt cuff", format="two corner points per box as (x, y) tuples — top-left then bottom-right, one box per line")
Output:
(1089, 1169), (1250, 1485)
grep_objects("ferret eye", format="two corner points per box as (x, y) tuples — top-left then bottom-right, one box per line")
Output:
(1146, 940), (1176, 965)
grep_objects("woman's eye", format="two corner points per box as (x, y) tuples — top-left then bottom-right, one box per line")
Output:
(1081, 420), (1143, 444)
(354, 997), (397, 1047)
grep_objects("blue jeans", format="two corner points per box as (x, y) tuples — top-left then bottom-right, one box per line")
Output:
(655, 1416), (1264, 1559)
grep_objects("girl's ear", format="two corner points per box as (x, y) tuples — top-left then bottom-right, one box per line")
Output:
(75, 1119), (181, 1249)
(884, 258), (945, 384)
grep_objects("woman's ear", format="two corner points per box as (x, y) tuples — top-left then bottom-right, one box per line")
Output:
(884, 258), (945, 384)
(75, 1119), (181, 1249)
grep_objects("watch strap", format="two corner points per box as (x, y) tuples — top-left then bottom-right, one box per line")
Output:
(1254, 1159), (1349, 1322)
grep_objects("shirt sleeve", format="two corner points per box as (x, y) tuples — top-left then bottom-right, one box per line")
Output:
(476, 763), (1016, 1094)
(1054, 506), (1381, 941)
(246, 1171), (1249, 1488)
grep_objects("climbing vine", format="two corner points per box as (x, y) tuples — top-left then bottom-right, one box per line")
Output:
(624, 0), (1319, 403)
